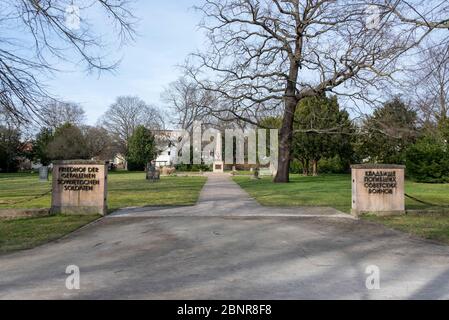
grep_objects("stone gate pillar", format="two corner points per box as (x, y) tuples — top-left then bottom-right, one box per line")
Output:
(351, 164), (405, 217)
(51, 160), (108, 215)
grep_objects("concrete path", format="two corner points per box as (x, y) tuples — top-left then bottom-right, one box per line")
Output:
(110, 174), (350, 218)
(1, 174), (449, 299)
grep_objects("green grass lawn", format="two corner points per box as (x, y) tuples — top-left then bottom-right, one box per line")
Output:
(234, 174), (449, 244)
(364, 213), (449, 244)
(0, 214), (100, 254)
(231, 170), (254, 176)
(0, 171), (207, 211)
(234, 174), (353, 212)
(0, 171), (207, 254)
(107, 172), (207, 211)
(0, 173), (52, 209)
(234, 174), (449, 213)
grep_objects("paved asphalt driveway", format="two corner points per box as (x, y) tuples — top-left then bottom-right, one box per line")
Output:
(1, 174), (449, 299)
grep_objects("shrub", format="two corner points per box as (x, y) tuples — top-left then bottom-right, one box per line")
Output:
(126, 126), (156, 172)
(319, 156), (348, 174)
(0, 126), (22, 173)
(127, 160), (146, 172)
(289, 157), (349, 175)
(289, 159), (303, 174)
(175, 163), (211, 172)
(33, 127), (53, 166)
(406, 136), (449, 183)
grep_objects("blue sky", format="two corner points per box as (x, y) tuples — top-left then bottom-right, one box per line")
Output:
(48, 0), (204, 125)
(29, 0), (440, 126)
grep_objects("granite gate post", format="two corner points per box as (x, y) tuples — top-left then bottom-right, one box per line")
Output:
(351, 164), (405, 217)
(51, 160), (108, 215)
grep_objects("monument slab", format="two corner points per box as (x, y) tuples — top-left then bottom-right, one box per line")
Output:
(213, 132), (224, 173)
(351, 164), (405, 217)
(51, 160), (108, 215)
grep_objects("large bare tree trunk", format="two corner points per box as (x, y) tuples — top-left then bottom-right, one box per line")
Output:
(274, 96), (297, 183)
(274, 53), (300, 183)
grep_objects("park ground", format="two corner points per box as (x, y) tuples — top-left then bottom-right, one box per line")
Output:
(0, 172), (206, 253)
(2, 174), (449, 299)
(0, 171), (207, 210)
(1, 172), (449, 253)
(234, 174), (449, 244)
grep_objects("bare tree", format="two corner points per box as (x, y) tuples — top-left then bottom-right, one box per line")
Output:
(0, 0), (136, 122)
(390, 1), (449, 127)
(38, 100), (86, 130)
(187, 0), (432, 182)
(385, 0), (449, 29)
(100, 96), (165, 155)
(162, 77), (215, 130)
(411, 45), (449, 126)
(84, 126), (116, 160)
(384, 1), (449, 66)
(0, 105), (19, 129)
